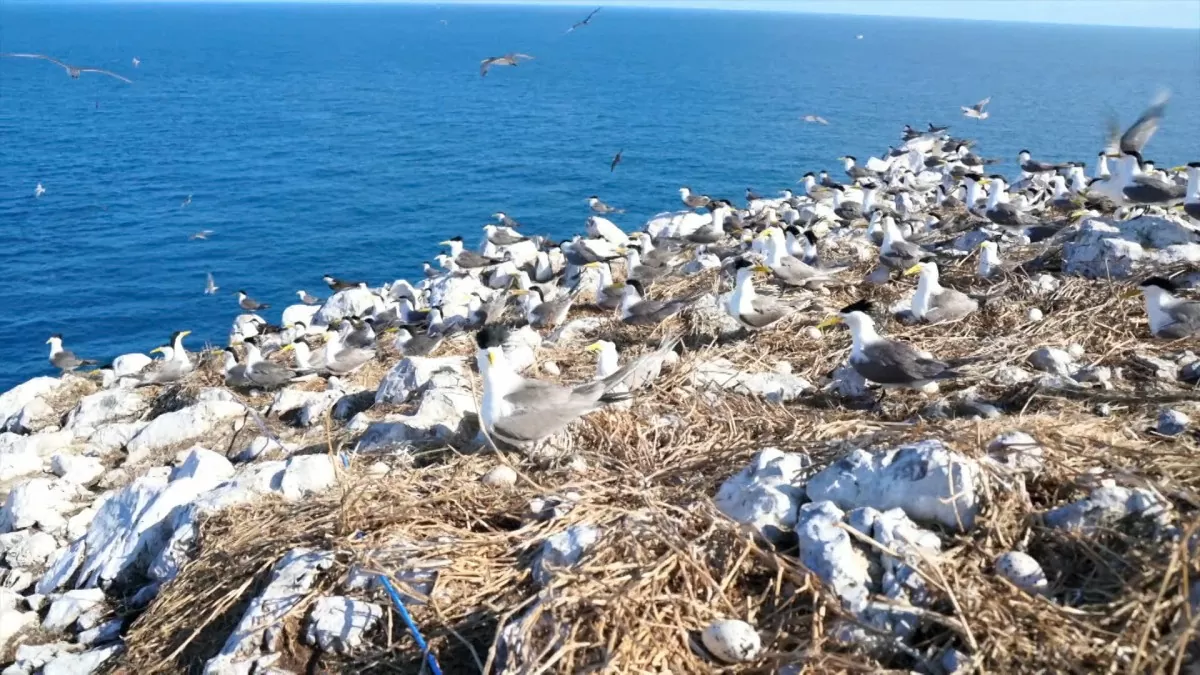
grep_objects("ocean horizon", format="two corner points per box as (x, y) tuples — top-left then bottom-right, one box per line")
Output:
(2, 1), (1198, 390)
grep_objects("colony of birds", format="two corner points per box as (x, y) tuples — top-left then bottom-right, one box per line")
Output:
(4, 21), (1200, 675)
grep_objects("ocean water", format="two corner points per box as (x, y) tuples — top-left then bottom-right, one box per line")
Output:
(1, 3), (1198, 390)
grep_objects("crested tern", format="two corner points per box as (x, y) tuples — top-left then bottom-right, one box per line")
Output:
(802, 115), (830, 125)
(136, 330), (195, 386)
(961, 97), (991, 120)
(297, 290), (322, 305)
(727, 259), (810, 330)
(1129, 277), (1200, 339)
(204, 272), (219, 296)
(237, 291), (270, 312)
(242, 338), (297, 389)
(903, 262), (979, 324)
(480, 53), (533, 77)
(34, 183), (45, 198)
(513, 285), (578, 328)
(1, 53), (133, 84)
(324, 275), (366, 292)
(679, 187), (711, 210)
(610, 149), (623, 172)
(46, 334), (98, 373)
(616, 279), (693, 326)
(586, 215), (629, 245)
(566, 6), (601, 32)
(818, 300), (962, 392)
(189, 230), (214, 241)
(585, 332), (680, 392)
(589, 196), (623, 214)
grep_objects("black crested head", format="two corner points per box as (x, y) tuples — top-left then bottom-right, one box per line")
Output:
(223, 346), (238, 354)
(589, 194), (598, 199)
(170, 330), (184, 340)
(1127, 150), (1145, 165)
(50, 333), (63, 340)
(965, 172), (984, 181)
(237, 289), (247, 294)
(1019, 148), (1030, 155)
(840, 299), (874, 315)
(475, 325), (509, 350)
(732, 258), (755, 271)
(832, 184), (845, 192)
(244, 336), (259, 345)
(803, 229), (818, 244)
(988, 173), (1006, 182)
(449, 235), (464, 243)
(803, 172), (814, 178)
(1188, 161), (1200, 168)
(784, 225), (802, 236)
(845, 155), (857, 161)
(1140, 276), (1176, 292)
(627, 278), (646, 295)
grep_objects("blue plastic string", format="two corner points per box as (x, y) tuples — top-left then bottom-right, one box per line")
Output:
(378, 574), (444, 675)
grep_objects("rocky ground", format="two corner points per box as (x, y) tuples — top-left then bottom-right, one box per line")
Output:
(1, 208), (1198, 674)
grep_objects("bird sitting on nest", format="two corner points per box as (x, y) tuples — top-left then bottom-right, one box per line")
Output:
(1127, 277), (1200, 339)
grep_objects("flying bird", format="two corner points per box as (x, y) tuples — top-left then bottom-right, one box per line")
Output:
(204, 272), (218, 295)
(802, 115), (829, 125)
(181, 194), (192, 208)
(1, 53), (132, 84)
(189, 230), (214, 241)
(480, 53), (533, 77)
(610, 149), (623, 172)
(131, 57), (140, 67)
(34, 183), (45, 198)
(961, 96), (991, 120)
(567, 7), (602, 32)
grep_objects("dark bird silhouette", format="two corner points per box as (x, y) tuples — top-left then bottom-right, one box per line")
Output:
(1, 53), (132, 84)
(610, 149), (623, 172)
(567, 7), (602, 32)
(480, 53), (533, 77)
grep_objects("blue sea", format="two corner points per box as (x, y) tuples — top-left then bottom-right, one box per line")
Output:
(1, 3), (1198, 390)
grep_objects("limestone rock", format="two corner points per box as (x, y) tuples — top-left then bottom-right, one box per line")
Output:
(375, 356), (464, 405)
(304, 596), (383, 654)
(714, 448), (810, 542)
(795, 501), (871, 610)
(0, 478), (80, 533)
(40, 644), (123, 675)
(280, 455), (336, 502)
(171, 447), (235, 483)
(986, 431), (1045, 473)
(314, 287), (379, 325)
(0, 377), (63, 431)
(1157, 409), (1190, 436)
(66, 389), (147, 437)
(51, 454), (104, 486)
(82, 421), (146, 456)
(5, 530), (59, 568)
(1044, 484), (1168, 534)
(42, 588), (106, 631)
(125, 400), (246, 464)
(356, 370), (475, 453)
(13, 398), (58, 434)
(532, 524), (600, 586)
(0, 609), (37, 651)
(1028, 347), (1075, 377)
(690, 358), (813, 403)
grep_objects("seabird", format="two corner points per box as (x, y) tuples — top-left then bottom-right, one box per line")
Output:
(802, 115), (829, 125)
(1119, 91), (1169, 156)
(977, 241), (1001, 279)
(928, 122), (949, 133)
(46, 334), (98, 373)
(586, 261), (622, 310)
(476, 326), (632, 450)
(621, 243), (668, 284)
(513, 285), (578, 328)
(34, 183), (45, 198)
(1123, 168), (1186, 205)
(961, 96), (991, 120)
(492, 212), (523, 229)
(1129, 277), (1200, 339)
(903, 263), (979, 324)
(480, 53), (533, 77)
(204, 272), (219, 295)
(879, 217), (932, 272)
(484, 224), (526, 246)
(839, 156), (873, 182)
(324, 275), (365, 292)
(395, 327), (444, 357)
(585, 332), (680, 392)
(566, 6), (601, 32)
(727, 259), (809, 330)
(761, 228), (846, 289)
(181, 194), (192, 208)
(1, 53), (133, 84)
(1184, 162), (1200, 223)
(616, 279), (693, 326)
(982, 176), (1041, 232)
(679, 187), (711, 210)
(223, 348), (253, 389)
(610, 149), (623, 172)
(136, 330), (195, 386)
(132, 57), (140, 67)
(817, 300), (962, 392)
(189, 230), (214, 240)
(589, 196), (623, 214)
(1018, 150), (1069, 174)
(441, 236), (502, 269)
(242, 338), (297, 389)
(297, 290), (322, 305)
(321, 325), (376, 375)
(237, 291), (270, 312)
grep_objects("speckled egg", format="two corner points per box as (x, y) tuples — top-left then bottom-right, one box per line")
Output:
(481, 465), (517, 489)
(701, 619), (761, 663)
(995, 551), (1047, 594)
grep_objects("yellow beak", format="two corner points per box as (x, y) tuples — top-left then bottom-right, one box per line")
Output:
(610, 281), (626, 289)
(752, 264), (772, 275)
(149, 346), (164, 355)
(510, 289), (528, 296)
(279, 343), (295, 353)
(486, 350), (496, 365)
(584, 341), (603, 353)
(816, 316), (843, 330)
(179, 330), (192, 338)
(903, 264), (924, 276)
(1120, 288), (1141, 300)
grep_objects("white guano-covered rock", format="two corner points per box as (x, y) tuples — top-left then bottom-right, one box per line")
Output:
(124, 400), (246, 464)
(0, 433), (49, 483)
(51, 454), (105, 487)
(1043, 484), (1168, 534)
(5, 642), (75, 674)
(40, 644), (123, 675)
(1028, 347), (1076, 377)
(280, 455), (337, 502)
(314, 287), (379, 325)
(170, 447), (235, 483)
(204, 549), (333, 674)
(986, 431), (1045, 473)
(281, 303), (320, 329)
(304, 596), (383, 654)
(66, 389), (147, 437)
(375, 356), (464, 405)
(5, 530), (60, 568)
(532, 524), (600, 586)
(82, 421), (146, 456)
(995, 551), (1047, 594)
(42, 588), (106, 631)
(1063, 216), (1200, 278)
(690, 358), (813, 403)
(0, 608), (38, 650)
(805, 440), (982, 531)
(13, 397), (58, 434)
(357, 370), (475, 453)
(795, 501), (871, 611)
(0, 478), (80, 533)
(0, 377), (63, 431)
(715, 448), (810, 542)
(503, 326), (542, 374)
(701, 619), (762, 664)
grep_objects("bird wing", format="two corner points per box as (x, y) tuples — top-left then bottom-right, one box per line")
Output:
(739, 297), (790, 328)
(78, 68), (132, 84)
(925, 289), (978, 324)
(974, 96), (991, 112)
(625, 299), (685, 325)
(325, 346), (375, 374)
(1162, 301), (1200, 338)
(503, 378), (582, 411)
(508, 53), (534, 61)
(2, 52), (71, 71)
(1102, 112), (1121, 156)
(584, 7), (602, 22)
(1120, 92), (1168, 155)
(491, 404), (599, 445)
(857, 340), (954, 384)
(610, 150), (623, 171)
(248, 361), (295, 387)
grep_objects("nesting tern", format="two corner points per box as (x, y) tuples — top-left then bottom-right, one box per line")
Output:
(46, 335), (98, 373)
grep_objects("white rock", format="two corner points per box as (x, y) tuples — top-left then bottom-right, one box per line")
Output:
(1027, 307), (1044, 322)
(0, 435), (46, 483)
(0, 587), (16, 612)
(481, 465), (517, 488)
(691, 358), (813, 403)
(5, 530), (59, 568)
(701, 619), (761, 664)
(0, 377), (63, 431)
(1157, 409), (1190, 436)
(13, 398), (58, 434)
(827, 365), (871, 399)
(36, 540), (85, 595)
(375, 356), (465, 405)
(78, 618), (123, 647)
(170, 447), (235, 483)
(992, 365), (1034, 386)
(545, 317), (606, 345)
(281, 303), (320, 329)
(51, 454), (104, 486)
(532, 524), (600, 586)
(986, 431), (1045, 472)
(304, 596), (383, 654)
(42, 588), (106, 631)
(82, 421), (146, 456)
(204, 549), (333, 674)
(805, 440), (982, 531)
(111, 353), (153, 379)
(268, 388), (324, 416)
(66, 389), (147, 437)
(40, 644), (123, 675)
(366, 461), (389, 476)
(2, 568), (35, 594)
(0, 609), (37, 650)
(0, 478), (79, 533)
(994, 551), (1047, 594)
(715, 448), (810, 542)
(24, 593), (45, 611)
(1028, 347), (1075, 377)
(233, 435), (291, 463)
(357, 371), (475, 452)
(795, 501), (871, 610)
(1044, 485), (1168, 534)
(1066, 343), (1086, 359)
(125, 400), (246, 464)
(314, 287), (379, 325)
(346, 413), (371, 433)
(298, 389), (350, 428)
(280, 455), (337, 502)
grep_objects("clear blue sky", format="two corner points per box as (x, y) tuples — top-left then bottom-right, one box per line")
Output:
(396, 0), (1200, 29)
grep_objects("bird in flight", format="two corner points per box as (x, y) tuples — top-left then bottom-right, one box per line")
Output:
(132, 57), (140, 67)
(610, 149), (623, 172)
(181, 194), (192, 208)
(34, 183), (45, 198)
(567, 7), (602, 33)
(962, 96), (991, 120)
(802, 115), (829, 125)
(1, 53), (132, 84)
(205, 272), (219, 295)
(480, 53), (533, 77)
(189, 230), (214, 241)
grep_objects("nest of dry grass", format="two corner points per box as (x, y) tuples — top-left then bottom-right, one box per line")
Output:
(116, 246), (1200, 674)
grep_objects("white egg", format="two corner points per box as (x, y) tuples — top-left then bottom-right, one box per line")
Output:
(701, 619), (761, 663)
(995, 551), (1048, 593)
(481, 465), (517, 489)
(1027, 307), (1044, 322)
(541, 361), (561, 377)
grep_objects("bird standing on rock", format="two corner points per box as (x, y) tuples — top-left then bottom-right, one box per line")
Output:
(237, 291), (270, 312)
(46, 334), (98, 373)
